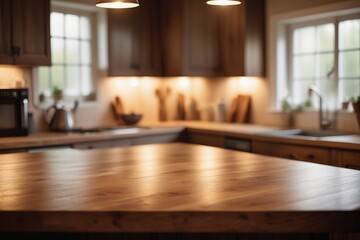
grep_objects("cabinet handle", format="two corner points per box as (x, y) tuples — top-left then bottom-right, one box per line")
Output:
(288, 153), (298, 160)
(12, 46), (21, 56)
(130, 63), (140, 69)
(306, 154), (315, 160)
(212, 66), (221, 73)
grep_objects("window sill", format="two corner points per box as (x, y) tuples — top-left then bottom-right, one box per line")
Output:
(34, 99), (99, 110)
(267, 108), (357, 115)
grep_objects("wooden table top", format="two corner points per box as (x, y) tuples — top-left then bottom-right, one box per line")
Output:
(0, 143), (359, 232)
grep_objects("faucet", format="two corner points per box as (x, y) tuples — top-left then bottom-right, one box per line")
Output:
(308, 86), (331, 130)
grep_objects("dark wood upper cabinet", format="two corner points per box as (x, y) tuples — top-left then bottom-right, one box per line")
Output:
(162, 0), (223, 76)
(107, 0), (264, 77)
(108, 0), (162, 76)
(0, 0), (12, 64)
(162, 0), (265, 76)
(0, 0), (51, 66)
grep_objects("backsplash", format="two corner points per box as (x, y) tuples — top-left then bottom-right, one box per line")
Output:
(0, 66), (358, 133)
(0, 66), (28, 89)
(102, 76), (268, 124)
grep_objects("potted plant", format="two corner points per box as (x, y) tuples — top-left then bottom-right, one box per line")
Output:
(52, 86), (63, 102)
(341, 96), (358, 111)
(280, 97), (312, 128)
(341, 97), (350, 110)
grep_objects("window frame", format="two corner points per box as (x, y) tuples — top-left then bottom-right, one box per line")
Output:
(33, 1), (103, 108)
(268, 2), (360, 111)
(287, 13), (360, 109)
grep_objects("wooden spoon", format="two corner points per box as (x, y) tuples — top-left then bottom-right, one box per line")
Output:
(155, 88), (171, 121)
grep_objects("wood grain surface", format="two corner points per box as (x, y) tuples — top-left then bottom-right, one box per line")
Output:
(0, 143), (359, 232)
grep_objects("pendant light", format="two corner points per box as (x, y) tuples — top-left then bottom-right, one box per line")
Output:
(206, 0), (241, 6)
(96, 0), (140, 9)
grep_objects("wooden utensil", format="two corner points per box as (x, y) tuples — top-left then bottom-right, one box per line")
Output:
(189, 98), (200, 120)
(235, 95), (251, 123)
(155, 88), (171, 121)
(113, 96), (123, 115)
(227, 94), (251, 123)
(177, 93), (186, 120)
(227, 96), (239, 122)
(111, 96), (124, 121)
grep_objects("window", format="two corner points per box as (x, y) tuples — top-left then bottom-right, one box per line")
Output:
(290, 22), (336, 107)
(37, 4), (97, 103)
(274, 9), (360, 110)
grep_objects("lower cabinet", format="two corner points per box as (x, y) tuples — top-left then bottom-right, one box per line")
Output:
(224, 137), (252, 152)
(186, 132), (224, 148)
(0, 232), (335, 240)
(186, 132), (359, 170)
(252, 141), (332, 166)
(252, 140), (359, 170)
(72, 139), (131, 150)
(132, 134), (180, 145)
(333, 150), (360, 170)
(72, 134), (179, 150)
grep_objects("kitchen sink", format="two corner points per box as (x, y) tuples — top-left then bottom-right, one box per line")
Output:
(262, 129), (351, 138)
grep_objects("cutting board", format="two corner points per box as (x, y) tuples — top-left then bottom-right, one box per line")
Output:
(227, 95), (251, 123)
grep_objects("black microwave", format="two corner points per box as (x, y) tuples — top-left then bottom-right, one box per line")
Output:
(0, 88), (29, 137)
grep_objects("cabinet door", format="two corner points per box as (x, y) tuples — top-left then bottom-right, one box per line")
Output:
(0, 0), (12, 64)
(219, 0), (265, 76)
(183, 0), (223, 76)
(108, 0), (161, 76)
(162, 0), (223, 76)
(187, 133), (225, 148)
(162, 0), (264, 77)
(241, 0), (265, 76)
(252, 141), (332, 165)
(335, 150), (360, 170)
(72, 141), (116, 150)
(11, 0), (51, 65)
(132, 134), (179, 145)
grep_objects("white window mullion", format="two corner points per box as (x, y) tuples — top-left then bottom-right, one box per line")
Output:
(34, 2), (99, 107)
(286, 15), (360, 109)
(287, 25), (294, 101)
(334, 19), (340, 108)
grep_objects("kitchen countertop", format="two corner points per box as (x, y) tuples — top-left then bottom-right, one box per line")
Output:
(0, 121), (359, 151)
(0, 143), (359, 232)
(161, 121), (360, 150)
(0, 125), (185, 150)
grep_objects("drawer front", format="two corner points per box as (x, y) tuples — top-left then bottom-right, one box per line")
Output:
(224, 137), (251, 152)
(132, 134), (179, 145)
(72, 141), (115, 149)
(338, 150), (360, 170)
(253, 141), (331, 165)
(188, 133), (224, 148)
